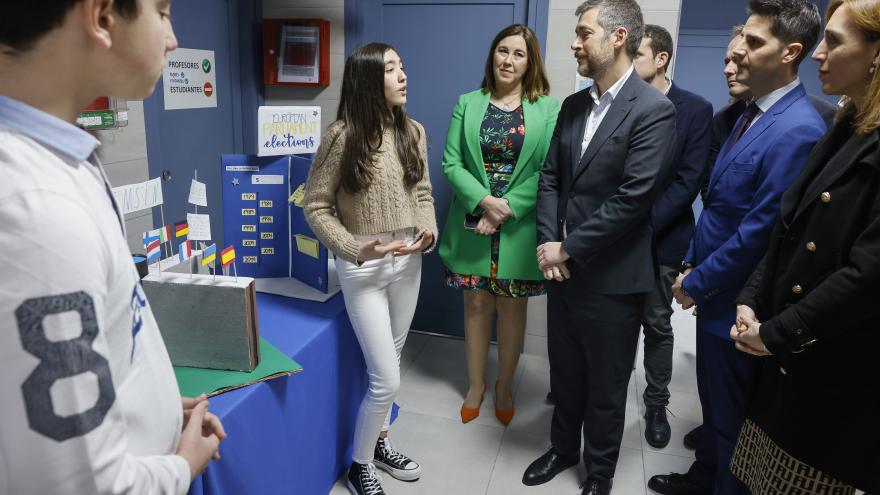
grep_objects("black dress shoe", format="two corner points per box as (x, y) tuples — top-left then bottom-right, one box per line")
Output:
(683, 425), (702, 450)
(647, 473), (710, 495)
(581, 478), (612, 495)
(522, 448), (579, 486)
(644, 406), (671, 448)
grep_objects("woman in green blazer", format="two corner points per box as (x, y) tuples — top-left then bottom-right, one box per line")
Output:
(439, 24), (559, 426)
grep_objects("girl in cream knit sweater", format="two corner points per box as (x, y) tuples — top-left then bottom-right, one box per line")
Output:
(302, 43), (436, 495)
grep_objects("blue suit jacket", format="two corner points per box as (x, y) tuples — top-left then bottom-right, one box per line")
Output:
(653, 82), (713, 265)
(683, 83), (826, 339)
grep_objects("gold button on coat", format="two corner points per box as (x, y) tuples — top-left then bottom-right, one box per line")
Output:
(821, 192), (832, 203)
(792, 284), (803, 294)
(806, 242), (816, 252)
(779, 366), (788, 375)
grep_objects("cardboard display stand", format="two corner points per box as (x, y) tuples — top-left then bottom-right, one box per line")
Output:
(220, 154), (333, 295)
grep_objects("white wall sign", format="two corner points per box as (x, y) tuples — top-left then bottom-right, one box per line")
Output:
(112, 177), (164, 215)
(163, 48), (217, 110)
(257, 106), (321, 156)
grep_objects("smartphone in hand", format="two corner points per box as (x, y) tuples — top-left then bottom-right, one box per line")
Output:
(464, 214), (481, 231)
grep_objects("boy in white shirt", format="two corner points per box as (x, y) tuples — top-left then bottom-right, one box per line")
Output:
(0, 1), (226, 493)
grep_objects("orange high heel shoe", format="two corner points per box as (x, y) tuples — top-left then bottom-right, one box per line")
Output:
(494, 381), (515, 426)
(460, 383), (487, 423)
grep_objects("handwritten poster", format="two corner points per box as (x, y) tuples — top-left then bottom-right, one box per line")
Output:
(188, 179), (207, 206)
(257, 106), (321, 156)
(112, 177), (164, 215)
(186, 213), (212, 241)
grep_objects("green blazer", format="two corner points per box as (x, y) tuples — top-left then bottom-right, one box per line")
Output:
(439, 89), (560, 280)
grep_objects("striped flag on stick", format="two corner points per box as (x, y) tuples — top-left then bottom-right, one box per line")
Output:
(220, 245), (236, 268)
(201, 243), (217, 267)
(159, 224), (172, 243)
(144, 235), (161, 264)
(177, 240), (192, 264)
(174, 220), (189, 238)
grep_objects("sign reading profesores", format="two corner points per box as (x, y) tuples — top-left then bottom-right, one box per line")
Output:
(257, 106), (321, 156)
(163, 48), (218, 110)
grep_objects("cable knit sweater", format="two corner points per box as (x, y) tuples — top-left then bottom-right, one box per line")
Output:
(303, 119), (438, 263)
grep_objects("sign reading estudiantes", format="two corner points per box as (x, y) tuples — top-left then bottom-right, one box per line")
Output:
(163, 48), (217, 110)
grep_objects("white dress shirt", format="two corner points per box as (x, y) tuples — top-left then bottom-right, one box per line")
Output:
(580, 65), (635, 158)
(748, 77), (801, 130)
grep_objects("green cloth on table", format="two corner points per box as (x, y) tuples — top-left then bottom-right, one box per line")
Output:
(174, 337), (302, 397)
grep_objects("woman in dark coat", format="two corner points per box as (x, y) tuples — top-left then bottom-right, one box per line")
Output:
(728, 1), (880, 493)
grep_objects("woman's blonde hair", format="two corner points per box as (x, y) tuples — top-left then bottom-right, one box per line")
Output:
(827, 0), (880, 133)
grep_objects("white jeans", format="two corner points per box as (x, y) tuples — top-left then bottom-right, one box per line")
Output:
(337, 228), (422, 463)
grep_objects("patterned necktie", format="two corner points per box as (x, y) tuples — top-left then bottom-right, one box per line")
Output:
(724, 102), (759, 159)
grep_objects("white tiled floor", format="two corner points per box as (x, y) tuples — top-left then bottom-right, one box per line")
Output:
(330, 297), (702, 495)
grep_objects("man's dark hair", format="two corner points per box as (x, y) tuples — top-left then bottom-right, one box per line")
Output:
(575, 0), (644, 59)
(644, 24), (674, 73)
(747, 0), (821, 70)
(0, 0), (140, 52)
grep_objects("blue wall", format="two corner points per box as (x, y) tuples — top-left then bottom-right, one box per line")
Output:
(674, 0), (835, 111)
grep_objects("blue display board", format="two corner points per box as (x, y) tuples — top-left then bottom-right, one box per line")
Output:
(221, 154), (328, 292)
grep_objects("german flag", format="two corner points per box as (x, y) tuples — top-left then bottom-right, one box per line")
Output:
(220, 245), (236, 268)
(174, 220), (189, 238)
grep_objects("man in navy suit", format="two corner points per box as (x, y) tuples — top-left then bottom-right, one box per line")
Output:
(648, 1), (826, 494)
(632, 24), (713, 449)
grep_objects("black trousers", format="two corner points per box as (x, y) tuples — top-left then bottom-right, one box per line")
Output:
(547, 280), (644, 481)
(640, 264), (678, 408)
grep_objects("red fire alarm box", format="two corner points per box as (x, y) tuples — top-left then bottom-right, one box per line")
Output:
(263, 18), (330, 87)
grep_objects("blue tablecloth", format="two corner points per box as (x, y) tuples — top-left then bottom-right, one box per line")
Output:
(188, 292), (367, 495)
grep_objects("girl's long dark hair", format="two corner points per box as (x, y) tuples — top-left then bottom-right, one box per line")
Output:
(338, 43), (425, 193)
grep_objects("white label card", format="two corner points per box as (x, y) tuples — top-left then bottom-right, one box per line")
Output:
(252, 175), (284, 185)
(186, 213), (212, 241)
(188, 179), (208, 207)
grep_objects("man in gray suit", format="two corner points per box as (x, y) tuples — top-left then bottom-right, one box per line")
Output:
(522, 1), (676, 494)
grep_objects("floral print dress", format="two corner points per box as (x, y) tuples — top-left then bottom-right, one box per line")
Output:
(445, 103), (546, 297)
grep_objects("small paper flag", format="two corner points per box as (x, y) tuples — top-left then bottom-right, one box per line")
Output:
(146, 237), (161, 264)
(174, 220), (189, 238)
(201, 243), (216, 267)
(160, 224), (172, 243)
(177, 240), (192, 264)
(220, 245), (236, 267)
(142, 231), (160, 249)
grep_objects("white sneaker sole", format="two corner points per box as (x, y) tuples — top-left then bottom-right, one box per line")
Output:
(374, 460), (421, 481)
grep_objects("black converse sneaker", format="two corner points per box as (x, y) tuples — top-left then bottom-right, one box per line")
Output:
(346, 462), (385, 495)
(374, 437), (422, 481)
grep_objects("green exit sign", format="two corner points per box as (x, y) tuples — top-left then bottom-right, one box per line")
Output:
(77, 110), (116, 130)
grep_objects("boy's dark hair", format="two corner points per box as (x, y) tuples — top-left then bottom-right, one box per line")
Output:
(644, 24), (674, 73)
(0, 0), (140, 52)
(747, 0), (821, 70)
